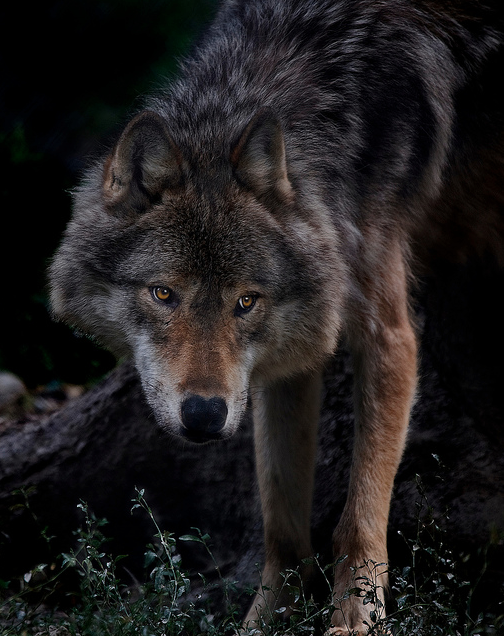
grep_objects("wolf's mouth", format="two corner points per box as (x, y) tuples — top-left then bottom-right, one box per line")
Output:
(180, 428), (225, 444)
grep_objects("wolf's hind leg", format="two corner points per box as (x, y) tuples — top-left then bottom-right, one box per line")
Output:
(243, 369), (322, 631)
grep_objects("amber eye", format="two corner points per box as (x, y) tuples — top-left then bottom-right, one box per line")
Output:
(151, 286), (173, 304)
(236, 295), (256, 314)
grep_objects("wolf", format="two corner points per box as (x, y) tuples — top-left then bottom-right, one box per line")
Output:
(49, 0), (504, 633)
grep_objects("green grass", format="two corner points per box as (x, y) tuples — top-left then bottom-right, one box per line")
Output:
(1, 485), (502, 636)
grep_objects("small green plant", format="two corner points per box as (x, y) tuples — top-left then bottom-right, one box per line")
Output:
(1, 481), (502, 636)
(0, 490), (243, 636)
(384, 475), (504, 636)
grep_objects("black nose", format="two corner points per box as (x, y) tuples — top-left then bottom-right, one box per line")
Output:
(180, 395), (228, 441)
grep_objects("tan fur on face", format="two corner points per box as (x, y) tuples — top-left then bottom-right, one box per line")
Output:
(133, 284), (260, 438)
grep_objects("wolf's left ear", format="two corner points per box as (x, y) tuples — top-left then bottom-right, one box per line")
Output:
(103, 110), (184, 215)
(231, 108), (293, 203)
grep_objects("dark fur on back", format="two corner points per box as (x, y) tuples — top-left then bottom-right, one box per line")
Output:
(151, 0), (504, 235)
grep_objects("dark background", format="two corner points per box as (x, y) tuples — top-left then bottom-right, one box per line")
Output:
(0, 0), (217, 388)
(1, 3), (504, 627)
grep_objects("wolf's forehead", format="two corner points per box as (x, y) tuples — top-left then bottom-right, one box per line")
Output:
(127, 210), (273, 284)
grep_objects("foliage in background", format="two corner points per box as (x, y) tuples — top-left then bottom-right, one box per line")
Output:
(0, 484), (502, 635)
(0, 0), (216, 387)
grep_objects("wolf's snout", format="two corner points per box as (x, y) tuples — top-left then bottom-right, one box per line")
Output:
(180, 395), (228, 442)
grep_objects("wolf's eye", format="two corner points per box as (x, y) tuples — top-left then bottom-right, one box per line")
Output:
(151, 286), (174, 304)
(236, 295), (256, 314)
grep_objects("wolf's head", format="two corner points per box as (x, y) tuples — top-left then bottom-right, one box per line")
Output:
(50, 109), (344, 443)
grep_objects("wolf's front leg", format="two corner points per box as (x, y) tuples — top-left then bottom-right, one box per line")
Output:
(243, 369), (323, 632)
(330, 245), (417, 635)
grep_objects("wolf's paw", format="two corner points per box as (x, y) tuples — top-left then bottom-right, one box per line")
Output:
(326, 625), (365, 636)
(329, 559), (388, 636)
(325, 625), (390, 636)
(242, 560), (316, 633)
(327, 610), (391, 636)
(328, 609), (368, 636)
(242, 588), (293, 634)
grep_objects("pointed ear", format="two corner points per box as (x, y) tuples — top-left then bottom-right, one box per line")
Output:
(231, 108), (293, 203)
(103, 110), (184, 215)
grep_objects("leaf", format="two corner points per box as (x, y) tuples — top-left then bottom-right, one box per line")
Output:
(8, 503), (26, 512)
(144, 550), (157, 568)
(61, 553), (77, 567)
(179, 534), (202, 543)
(289, 585), (301, 603)
(396, 594), (409, 609)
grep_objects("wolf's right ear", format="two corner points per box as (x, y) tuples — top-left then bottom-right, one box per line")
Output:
(231, 108), (293, 204)
(103, 111), (184, 215)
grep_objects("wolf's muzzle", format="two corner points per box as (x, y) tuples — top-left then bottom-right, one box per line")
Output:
(180, 394), (228, 443)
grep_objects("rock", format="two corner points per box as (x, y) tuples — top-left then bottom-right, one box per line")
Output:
(0, 371), (27, 412)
